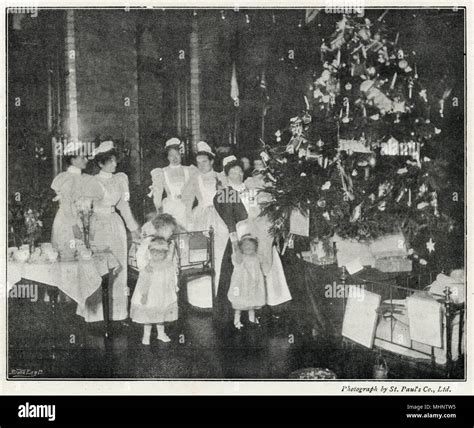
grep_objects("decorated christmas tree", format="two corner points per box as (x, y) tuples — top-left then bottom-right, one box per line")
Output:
(260, 13), (456, 269)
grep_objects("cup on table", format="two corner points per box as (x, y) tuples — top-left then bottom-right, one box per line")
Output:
(14, 247), (30, 263)
(59, 248), (76, 261)
(44, 248), (59, 262)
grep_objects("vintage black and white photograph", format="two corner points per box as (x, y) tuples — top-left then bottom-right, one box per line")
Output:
(5, 5), (466, 382)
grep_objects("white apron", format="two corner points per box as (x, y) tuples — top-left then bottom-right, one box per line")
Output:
(187, 174), (228, 309)
(162, 167), (189, 229)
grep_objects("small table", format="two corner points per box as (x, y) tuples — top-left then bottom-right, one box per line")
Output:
(8, 251), (119, 350)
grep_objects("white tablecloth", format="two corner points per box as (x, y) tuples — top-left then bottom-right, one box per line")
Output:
(7, 252), (120, 306)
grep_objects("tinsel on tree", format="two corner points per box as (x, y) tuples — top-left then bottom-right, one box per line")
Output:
(260, 13), (455, 262)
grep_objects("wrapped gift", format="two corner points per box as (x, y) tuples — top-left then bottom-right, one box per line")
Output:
(375, 256), (412, 273)
(290, 208), (310, 237)
(332, 235), (375, 268)
(368, 232), (408, 258)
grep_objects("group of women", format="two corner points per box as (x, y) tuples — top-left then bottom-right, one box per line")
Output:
(51, 138), (292, 325)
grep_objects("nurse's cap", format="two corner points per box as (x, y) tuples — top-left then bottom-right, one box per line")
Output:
(165, 137), (182, 149)
(196, 141), (215, 158)
(91, 140), (115, 158)
(222, 155), (237, 168)
(63, 141), (85, 156)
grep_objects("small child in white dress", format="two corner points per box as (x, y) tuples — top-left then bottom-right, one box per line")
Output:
(130, 237), (178, 345)
(227, 234), (267, 329)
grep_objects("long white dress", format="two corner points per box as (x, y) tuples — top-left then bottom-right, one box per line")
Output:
(181, 170), (228, 308)
(78, 171), (139, 322)
(51, 166), (90, 255)
(151, 164), (196, 230)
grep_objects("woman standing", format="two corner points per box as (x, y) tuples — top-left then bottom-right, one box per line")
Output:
(213, 156), (251, 321)
(78, 141), (140, 322)
(181, 142), (228, 308)
(51, 142), (90, 256)
(213, 156), (291, 322)
(245, 168), (292, 307)
(150, 138), (196, 230)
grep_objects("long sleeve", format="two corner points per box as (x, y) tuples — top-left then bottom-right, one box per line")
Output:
(213, 188), (238, 234)
(150, 168), (164, 211)
(116, 173), (139, 232)
(231, 242), (243, 266)
(213, 187), (248, 236)
(51, 173), (80, 226)
(136, 237), (152, 270)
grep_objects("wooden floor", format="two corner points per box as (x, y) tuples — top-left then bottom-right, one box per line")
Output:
(7, 285), (463, 380)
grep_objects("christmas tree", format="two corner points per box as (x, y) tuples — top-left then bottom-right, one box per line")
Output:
(261, 13), (455, 268)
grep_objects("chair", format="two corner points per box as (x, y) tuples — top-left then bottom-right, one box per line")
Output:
(172, 227), (216, 309)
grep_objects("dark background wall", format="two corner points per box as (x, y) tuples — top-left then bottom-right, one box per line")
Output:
(7, 8), (465, 247)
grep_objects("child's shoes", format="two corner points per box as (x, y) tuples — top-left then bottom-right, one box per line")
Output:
(234, 321), (244, 330)
(157, 332), (171, 343)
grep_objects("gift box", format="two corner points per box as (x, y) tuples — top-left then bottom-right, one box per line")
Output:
(368, 232), (408, 258)
(333, 232), (412, 273)
(375, 256), (412, 273)
(332, 235), (375, 268)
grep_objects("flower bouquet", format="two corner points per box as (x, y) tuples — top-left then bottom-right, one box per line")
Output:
(23, 208), (43, 252)
(75, 197), (94, 249)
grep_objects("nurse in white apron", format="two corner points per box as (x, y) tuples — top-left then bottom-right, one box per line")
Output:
(245, 168), (292, 307)
(150, 138), (195, 230)
(181, 142), (228, 308)
(79, 141), (140, 322)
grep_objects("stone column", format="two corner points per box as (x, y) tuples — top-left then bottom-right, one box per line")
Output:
(64, 10), (79, 145)
(189, 16), (201, 152)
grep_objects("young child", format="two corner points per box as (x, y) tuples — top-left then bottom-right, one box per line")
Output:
(227, 234), (267, 329)
(130, 237), (179, 345)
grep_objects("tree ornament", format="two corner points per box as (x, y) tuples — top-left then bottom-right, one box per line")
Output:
(321, 181), (331, 190)
(350, 203), (363, 222)
(417, 202), (429, 210)
(426, 238), (435, 253)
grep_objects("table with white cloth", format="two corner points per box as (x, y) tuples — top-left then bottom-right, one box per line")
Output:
(7, 251), (120, 348)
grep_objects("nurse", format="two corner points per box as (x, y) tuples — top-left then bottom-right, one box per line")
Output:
(181, 142), (227, 308)
(150, 138), (196, 230)
(213, 156), (292, 322)
(78, 141), (140, 322)
(51, 141), (90, 256)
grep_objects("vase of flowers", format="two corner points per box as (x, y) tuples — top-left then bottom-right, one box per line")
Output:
(75, 197), (94, 249)
(23, 208), (43, 253)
